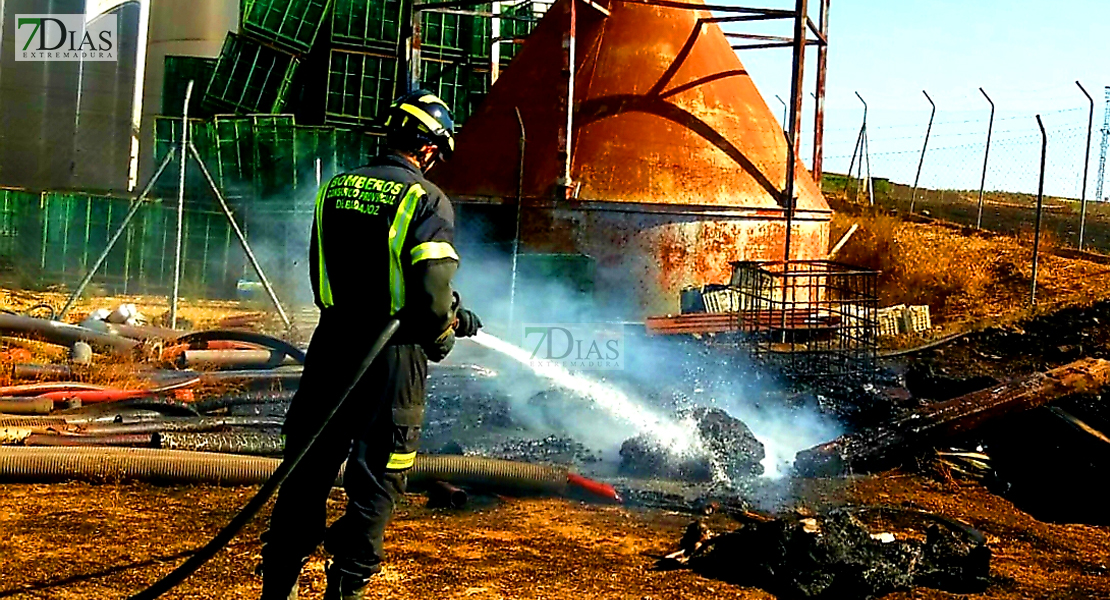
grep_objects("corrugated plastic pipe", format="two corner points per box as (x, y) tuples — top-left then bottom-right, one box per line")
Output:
(0, 447), (570, 494)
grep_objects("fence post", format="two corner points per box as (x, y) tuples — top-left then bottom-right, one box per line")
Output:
(1032, 115), (1047, 305)
(976, 87), (995, 230)
(1077, 81), (1095, 250)
(910, 90), (936, 213)
(169, 80), (194, 329)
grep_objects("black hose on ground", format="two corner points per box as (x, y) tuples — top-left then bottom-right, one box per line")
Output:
(171, 329), (307, 365)
(127, 318), (400, 600)
(81, 416), (284, 435)
(192, 390), (296, 414)
(155, 431), (286, 455)
(56, 398), (200, 418)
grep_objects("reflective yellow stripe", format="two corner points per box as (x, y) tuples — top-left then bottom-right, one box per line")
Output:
(388, 183), (424, 315)
(314, 184), (334, 307)
(418, 94), (449, 109)
(411, 241), (459, 264)
(386, 451), (417, 470)
(399, 104), (445, 134)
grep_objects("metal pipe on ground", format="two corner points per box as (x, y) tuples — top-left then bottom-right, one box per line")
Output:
(0, 314), (139, 355)
(170, 329), (306, 364)
(197, 369), (303, 387)
(426, 480), (469, 508)
(182, 350), (297, 370)
(0, 382), (107, 396)
(0, 398), (54, 415)
(12, 364), (78, 380)
(23, 433), (154, 447)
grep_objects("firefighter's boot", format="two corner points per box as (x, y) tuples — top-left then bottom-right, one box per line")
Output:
(323, 563), (371, 600)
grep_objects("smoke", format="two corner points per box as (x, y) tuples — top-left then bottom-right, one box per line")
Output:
(449, 235), (842, 481)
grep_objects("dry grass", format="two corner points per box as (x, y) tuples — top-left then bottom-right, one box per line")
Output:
(831, 207), (1110, 332)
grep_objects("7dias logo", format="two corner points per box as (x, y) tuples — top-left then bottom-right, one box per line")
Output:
(15, 15), (117, 62)
(523, 324), (624, 370)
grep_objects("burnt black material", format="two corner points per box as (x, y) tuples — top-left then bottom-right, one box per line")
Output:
(674, 510), (990, 599)
(619, 407), (765, 480)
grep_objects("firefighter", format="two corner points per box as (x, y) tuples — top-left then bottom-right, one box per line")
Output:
(259, 90), (482, 600)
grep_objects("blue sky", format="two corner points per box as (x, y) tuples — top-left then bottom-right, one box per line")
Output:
(723, 0), (1109, 198)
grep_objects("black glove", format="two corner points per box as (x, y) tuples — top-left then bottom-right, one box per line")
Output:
(424, 327), (455, 363)
(454, 308), (482, 338)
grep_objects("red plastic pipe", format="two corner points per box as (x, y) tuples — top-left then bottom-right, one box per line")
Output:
(567, 473), (622, 503)
(37, 389), (154, 403)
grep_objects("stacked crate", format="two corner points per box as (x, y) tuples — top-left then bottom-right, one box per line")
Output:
(153, 0), (547, 213)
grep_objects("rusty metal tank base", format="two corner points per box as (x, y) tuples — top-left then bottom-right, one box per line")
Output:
(434, 0), (832, 318)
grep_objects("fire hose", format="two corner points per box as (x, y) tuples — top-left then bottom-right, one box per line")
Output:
(125, 317), (401, 599)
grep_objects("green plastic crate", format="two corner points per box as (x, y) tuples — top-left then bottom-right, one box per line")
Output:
(420, 59), (488, 124)
(205, 33), (300, 115)
(420, 10), (467, 57)
(241, 0), (333, 55)
(212, 115), (259, 196)
(252, 122), (336, 198)
(331, 0), (404, 50)
(500, 0), (540, 64)
(162, 56), (217, 118)
(335, 128), (384, 171)
(325, 50), (398, 126)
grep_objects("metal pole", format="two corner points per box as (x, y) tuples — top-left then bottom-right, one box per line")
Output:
(910, 90), (936, 213)
(169, 81), (193, 330)
(58, 153), (175, 320)
(775, 94), (787, 133)
(846, 126), (863, 200)
(782, 0), (807, 265)
(491, 1), (502, 84)
(508, 108), (526, 334)
(854, 92), (868, 202)
(1032, 115), (1047, 305)
(1077, 81), (1094, 250)
(864, 125), (874, 206)
(410, 3), (423, 90)
(189, 143), (292, 328)
(811, 0), (829, 183)
(976, 87), (995, 230)
(558, 0), (577, 197)
(1096, 87), (1110, 204)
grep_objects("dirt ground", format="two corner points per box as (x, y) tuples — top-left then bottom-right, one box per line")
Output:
(1, 472), (1107, 600)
